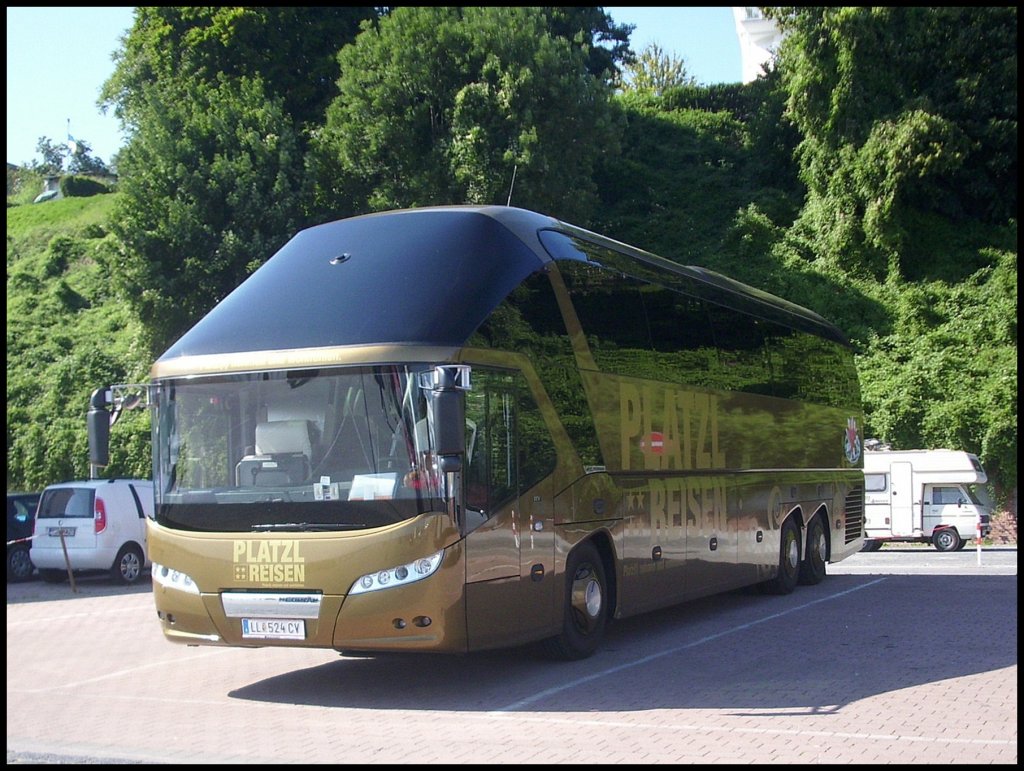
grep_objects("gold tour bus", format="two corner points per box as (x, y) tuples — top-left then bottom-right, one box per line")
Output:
(88, 205), (865, 660)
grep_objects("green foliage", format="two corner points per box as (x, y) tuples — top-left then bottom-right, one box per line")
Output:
(59, 175), (112, 198)
(6, 166), (45, 204)
(311, 6), (621, 223)
(5, 5), (1016, 512)
(100, 7), (377, 144)
(109, 74), (306, 355)
(622, 42), (694, 96)
(775, 7), (1017, 277)
(7, 194), (151, 490)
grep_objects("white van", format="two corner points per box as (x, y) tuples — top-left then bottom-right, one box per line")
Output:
(30, 479), (154, 584)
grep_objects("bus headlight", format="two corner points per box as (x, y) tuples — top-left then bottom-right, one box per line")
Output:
(349, 550), (444, 595)
(152, 562), (200, 595)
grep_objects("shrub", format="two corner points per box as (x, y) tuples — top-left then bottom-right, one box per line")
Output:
(59, 175), (111, 198)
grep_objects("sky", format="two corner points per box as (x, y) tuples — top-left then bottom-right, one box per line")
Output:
(6, 6), (743, 168)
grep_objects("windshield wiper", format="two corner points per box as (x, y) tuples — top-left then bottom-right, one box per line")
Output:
(251, 522), (368, 532)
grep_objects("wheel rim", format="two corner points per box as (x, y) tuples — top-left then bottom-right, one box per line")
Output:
(121, 552), (141, 582)
(814, 530), (827, 561)
(786, 533), (800, 570)
(570, 564), (603, 635)
(936, 530), (957, 550)
(11, 548), (32, 579)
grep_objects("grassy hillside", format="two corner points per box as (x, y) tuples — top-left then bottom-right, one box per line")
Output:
(7, 193), (153, 489)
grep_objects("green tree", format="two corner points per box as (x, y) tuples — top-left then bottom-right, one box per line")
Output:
(109, 75), (305, 355)
(100, 7), (377, 147)
(540, 6), (635, 85)
(311, 6), (621, 223)
(765, 6), (1017, 501)
(32, 137), (68, 175)
(621, 42), (694, 96)
(770, 6), (1017, 276)
(99, 7), (376, 356)
(66, 139), (110, 176)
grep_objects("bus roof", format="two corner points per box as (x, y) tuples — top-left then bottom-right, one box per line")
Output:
(157, 206), (850, 367)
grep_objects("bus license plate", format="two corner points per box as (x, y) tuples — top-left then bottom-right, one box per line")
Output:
(241, 618), (305, 640)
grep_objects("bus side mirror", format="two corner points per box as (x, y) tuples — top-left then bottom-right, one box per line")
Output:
(420, 366), (470, 471)
(430, 390), (466, 471)
(88, 388), (111, 467)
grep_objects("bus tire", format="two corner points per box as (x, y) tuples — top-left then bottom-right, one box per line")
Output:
(932, 528), (961, 552)
(111, 544), (145, 584)
(540, 541), (608, 661)
(763, 517), (800, 595)
(798, 515), (827, 586)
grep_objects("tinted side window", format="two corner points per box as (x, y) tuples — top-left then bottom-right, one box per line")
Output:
(463, 368), (556, 518)
(471, 271), (603, 469)
(705, 304), (773, 396)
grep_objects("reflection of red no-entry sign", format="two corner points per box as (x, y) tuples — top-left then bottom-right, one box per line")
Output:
(640, 432), (664, 454)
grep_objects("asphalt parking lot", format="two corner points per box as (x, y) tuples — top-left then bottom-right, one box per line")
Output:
(6, 546), (1017, 764)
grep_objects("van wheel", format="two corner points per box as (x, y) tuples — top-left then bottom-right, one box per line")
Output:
(111, 544), (145, 584)
(798, 515), (827, 586)
(763, 517), (800, 595)
(7, 544), (34, 582)
(39, 569), (66, 583)
(540, 541), (608, 660)
(860, 539), (883, 552)
(955, 538), (969, 551)
(932, 528), (961, 552)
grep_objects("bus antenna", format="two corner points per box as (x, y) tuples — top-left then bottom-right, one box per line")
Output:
(506, 164), (518, 206)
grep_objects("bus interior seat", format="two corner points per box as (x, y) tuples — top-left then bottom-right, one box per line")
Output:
(236, 419), (313, 486)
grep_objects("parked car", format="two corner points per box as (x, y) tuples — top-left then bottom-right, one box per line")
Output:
(30, 479), (154, 584)
(7, 492), (41, 582)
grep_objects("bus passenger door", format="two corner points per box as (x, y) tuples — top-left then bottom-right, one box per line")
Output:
(462, 369), (556, 650)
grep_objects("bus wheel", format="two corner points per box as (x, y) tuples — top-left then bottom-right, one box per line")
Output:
(798, 515), (827, 586)
(764, 517), (800, 595)
(932, 528), (961, 552)
(111, 544), (145, 584)
(540, 541), (608, 660)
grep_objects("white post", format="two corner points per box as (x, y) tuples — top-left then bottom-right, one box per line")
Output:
(975, 511), (982, 566)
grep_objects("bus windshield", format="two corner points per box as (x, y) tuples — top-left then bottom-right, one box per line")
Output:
(153, 365), (449, 532)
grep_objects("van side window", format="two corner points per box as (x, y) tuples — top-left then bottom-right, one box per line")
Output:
(864, 473), (887, 492)
(932, 486), (961, 504)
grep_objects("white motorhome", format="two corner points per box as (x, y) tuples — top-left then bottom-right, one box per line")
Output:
(862, 449), (991, 551)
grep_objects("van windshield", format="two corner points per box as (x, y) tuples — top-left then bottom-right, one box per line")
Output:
(153, 365), (448, 533)
(964, 484), (990, 508)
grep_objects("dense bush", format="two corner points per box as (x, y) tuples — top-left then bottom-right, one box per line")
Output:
(59, 175), (111, 198)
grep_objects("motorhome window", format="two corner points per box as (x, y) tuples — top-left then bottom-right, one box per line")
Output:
(864, 473), (887, 492)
